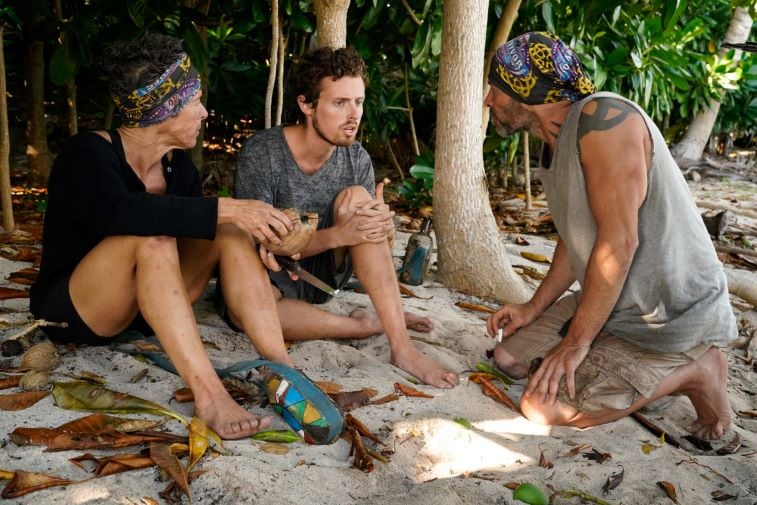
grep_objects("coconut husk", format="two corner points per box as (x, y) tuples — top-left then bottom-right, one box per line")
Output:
(261, 209), (318, 256)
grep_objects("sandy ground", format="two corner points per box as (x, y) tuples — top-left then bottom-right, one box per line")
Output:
(0, 187), (756, 504)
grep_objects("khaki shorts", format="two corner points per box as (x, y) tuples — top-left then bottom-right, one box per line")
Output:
(500, 294), (710, 413)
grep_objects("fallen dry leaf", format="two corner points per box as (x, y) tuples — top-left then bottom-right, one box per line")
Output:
(504, 482), (520, 490)
(738, 410), (757, 418)
(0, 287), (29, 300)
(329, 388), (378, 410)
(398, 285), (432, 299)
(10, 413), (163, 447)
(602, 466), (624, 495)
(454, 301), (496, 314)
(7, 267), (39, 285)
(716, 433), (742, 455)
(0, 390), (49, 411)
(173, 387), (195, 403)
(1, 470), (79, 498)
(314, 380), (343, 394)
(562, 443), (592, 458)
(0, 470), (13, 480)
(44, 430), (184, 452)
(188, 417), (209, 471)
(367, 393), (399, 406)
(259, 442), (290, 455)
(711, 490), (739, 501)
(0, 375), (21, 390)
(394, 383), (434, 399)
(70, 451), (155, 477)
(520, 251), (552, 263)
(657, 481), (679, 503)
(476, 376), (519, 412)
(0, 246), (41, 263)
(538, 446), (554, 469)
(348, 428), (374, 473)
(582, 448), (612, 463)
(345, 414), (384, 445)
(150, 443), (190, 501)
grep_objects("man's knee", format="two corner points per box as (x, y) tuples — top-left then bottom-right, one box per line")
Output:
(520, 394), (581, 426)
(335, 185), (371, 207)
(493, 344), (528, 379)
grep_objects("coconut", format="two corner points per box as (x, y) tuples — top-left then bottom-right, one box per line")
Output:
(261, 208), (318, 256)
(19, 370), (50, 391)
(18, 341), (60, 372)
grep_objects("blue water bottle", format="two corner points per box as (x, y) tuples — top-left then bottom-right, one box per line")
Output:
(400, 218), (433, 286)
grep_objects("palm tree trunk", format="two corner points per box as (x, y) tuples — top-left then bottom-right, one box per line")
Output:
(0, 27), (16, 232)
(434, 0), (530, 304)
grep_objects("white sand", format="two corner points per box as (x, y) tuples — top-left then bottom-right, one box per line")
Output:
(0, 226), (755, 505)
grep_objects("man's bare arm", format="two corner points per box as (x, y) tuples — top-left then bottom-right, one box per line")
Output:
(526, 97), (650, 403)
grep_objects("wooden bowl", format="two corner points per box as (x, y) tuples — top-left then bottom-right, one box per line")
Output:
(261, 208), (318, 256)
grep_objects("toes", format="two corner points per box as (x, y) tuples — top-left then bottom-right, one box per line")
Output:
(258, 416), (272, 430)
(443, 372), (459, 387)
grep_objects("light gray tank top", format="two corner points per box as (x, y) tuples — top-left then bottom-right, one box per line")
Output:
(540, 91), (737, 352)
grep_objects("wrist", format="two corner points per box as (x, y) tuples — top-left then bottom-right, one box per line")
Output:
(216, 197), (235, 224)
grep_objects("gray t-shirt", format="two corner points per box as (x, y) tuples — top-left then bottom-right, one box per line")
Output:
(235, 126), (375, 221)
(234, 125), (375, 297)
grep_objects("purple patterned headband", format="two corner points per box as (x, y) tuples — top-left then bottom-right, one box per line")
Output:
(113, 52), (201, 127)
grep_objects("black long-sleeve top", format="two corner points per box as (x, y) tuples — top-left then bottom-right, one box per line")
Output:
(30, 131), (218, 314)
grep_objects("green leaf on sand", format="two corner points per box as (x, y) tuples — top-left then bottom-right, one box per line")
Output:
(251, 430), (302, 443)
(52, 381), (186, 425)
(512, 482), (549, 505)
(453, 417), (473, 429)
(475, 362), (513, 386)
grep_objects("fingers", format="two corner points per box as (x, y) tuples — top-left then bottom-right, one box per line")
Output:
(376, 182), (385, 203)
(565, 367), (576, 400)
(487, 310), (507, 337)
(259, 245), (281, 271)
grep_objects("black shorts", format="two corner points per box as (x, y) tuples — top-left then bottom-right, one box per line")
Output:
(273, 194), (354, 304)
(32, 275), (153, 345)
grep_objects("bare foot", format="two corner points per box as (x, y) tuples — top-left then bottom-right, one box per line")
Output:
(349, 308), (383, 336)
(682, 347), (731, 440)
(404, 311), (433, 333)
(391, 344), (458, 389)
(195, 392), (271, 440)
(348, 309), (433, 335)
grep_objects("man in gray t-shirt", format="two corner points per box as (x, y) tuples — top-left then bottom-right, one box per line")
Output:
(233, 47), (458, 389)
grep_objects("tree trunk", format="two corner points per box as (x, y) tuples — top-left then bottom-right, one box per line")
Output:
(434, 0), (530, 304)
(185, 0), (211, 170)
(670, 7), (752, 162)
(275, 30), (286, 126)
(24, 28), (53, 186)
(265, 0), (280, 129)
(313, 0), (350, 48)
(480, 0), (521, 133)
(0, 27), (16, 233)
(53, 0), (77, 136)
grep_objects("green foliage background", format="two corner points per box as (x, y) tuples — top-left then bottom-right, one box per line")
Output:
(3, 0), (755, 186)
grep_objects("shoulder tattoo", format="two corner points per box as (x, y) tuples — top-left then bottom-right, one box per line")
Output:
(577, 98), (639, 141)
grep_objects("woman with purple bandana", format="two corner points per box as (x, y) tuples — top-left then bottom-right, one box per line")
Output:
(31, 33), (298, 439)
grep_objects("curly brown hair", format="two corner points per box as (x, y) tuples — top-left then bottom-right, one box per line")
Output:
(101, 33), (185, 100)
(285, 46), (367, 124)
